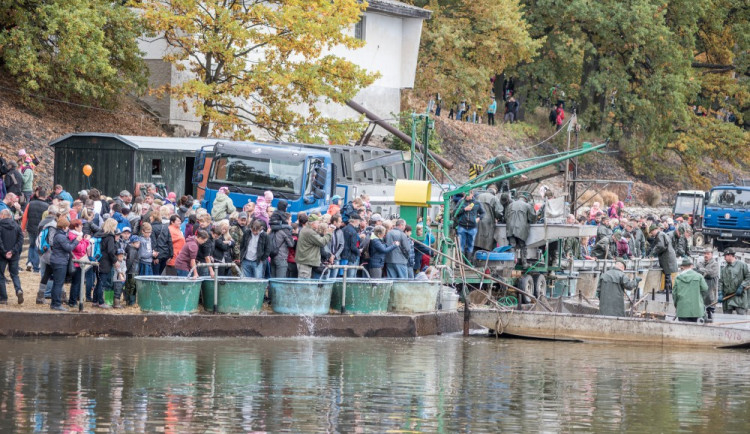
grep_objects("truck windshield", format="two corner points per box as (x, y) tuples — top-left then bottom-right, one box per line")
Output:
(674, 195), (703, 215)
(707, 189), (750, 208)
(210, 155), (304, 195)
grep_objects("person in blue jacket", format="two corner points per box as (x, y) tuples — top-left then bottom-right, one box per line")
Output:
(368, 226), (398, 279)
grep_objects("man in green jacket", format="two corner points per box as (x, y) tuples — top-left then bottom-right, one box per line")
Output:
(296, 215), (333, 278)
(596, 259), (640, 317)
(720, 248), (750, 315)
(672, 257), (708, 322)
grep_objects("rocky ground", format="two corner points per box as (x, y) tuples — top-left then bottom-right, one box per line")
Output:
(0, 74), (167, 191)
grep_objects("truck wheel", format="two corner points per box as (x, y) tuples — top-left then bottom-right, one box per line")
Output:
(693, 232), (705, 248)
(517, 275), (534, 304)
(533, 274), (548, 299)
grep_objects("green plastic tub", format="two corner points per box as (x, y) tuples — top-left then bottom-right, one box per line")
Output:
(201, 277), (267, 314)
(268, 279), (334, 315)
(330, 279), (393, 314)
(104, 290), (114, 306)
(389, 280), (441, 313)
(135, 276), (202, 313)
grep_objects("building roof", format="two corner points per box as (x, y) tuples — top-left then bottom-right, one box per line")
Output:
(49, 132), (221, 152)
(366, 0), (432, 19)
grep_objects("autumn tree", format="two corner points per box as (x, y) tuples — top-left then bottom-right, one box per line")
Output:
(411, 0), (542, 108)
(139, 0), (376, 143)
(0, 0), (147, 106)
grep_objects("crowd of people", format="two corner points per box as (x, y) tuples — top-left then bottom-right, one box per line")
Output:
(0, 180), (442, 311)
(454, 186), (749, 321)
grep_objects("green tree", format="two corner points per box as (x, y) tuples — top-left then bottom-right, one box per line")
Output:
(412, 0), (542, 109)
(139, 0), (377, 143)
(0, 0), (147, 105)
(514, 0), (749, 187)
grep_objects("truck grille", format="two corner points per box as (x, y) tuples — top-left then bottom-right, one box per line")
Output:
(717, 216), (738, 228)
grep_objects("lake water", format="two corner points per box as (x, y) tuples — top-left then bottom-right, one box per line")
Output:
(1, 336), (749, 432)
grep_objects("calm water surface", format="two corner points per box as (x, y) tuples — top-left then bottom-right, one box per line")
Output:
(0, 336), (749, 432)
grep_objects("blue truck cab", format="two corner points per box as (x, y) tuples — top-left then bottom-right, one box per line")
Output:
(702, 184), (750, 250)
(197, 141), (339, 219)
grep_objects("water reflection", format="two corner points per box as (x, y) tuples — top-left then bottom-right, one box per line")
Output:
(0, 337), (748, 432)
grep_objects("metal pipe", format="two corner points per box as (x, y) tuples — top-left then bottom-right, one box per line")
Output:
(73, 259), (99, 312)
(346, 100), (454, 170)
(188, 263), (242, 313)
(321, 265), (371, 314)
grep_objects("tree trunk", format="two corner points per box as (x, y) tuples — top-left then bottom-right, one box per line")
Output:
(578, 49), (601, 130)
(199, 100), (212, 137)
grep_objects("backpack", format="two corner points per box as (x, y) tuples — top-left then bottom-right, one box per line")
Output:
(548, 108), (557, 124)
(35, 227), (51, 255)
(89, 237), (103, 261)
(268, 231), (280, 258)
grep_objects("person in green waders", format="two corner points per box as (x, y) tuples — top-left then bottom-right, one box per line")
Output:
(720, 248), (750, 315)
(672, 257), (709, 322)
(596, 259), (640, 317)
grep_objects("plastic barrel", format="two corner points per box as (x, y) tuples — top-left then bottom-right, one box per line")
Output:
(135, 276), (202, 313)
(200, 277), (267, 314)
(330, 279), (393, 314)
(268, 279), (334, 315)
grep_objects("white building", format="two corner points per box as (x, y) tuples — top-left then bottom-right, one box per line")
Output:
(137, 0), (431, 138)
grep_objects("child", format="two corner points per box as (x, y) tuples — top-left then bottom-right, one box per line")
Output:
(138, 222), (154, 276)
(124, 236), (140, 306)
(113, 249), (127, 308)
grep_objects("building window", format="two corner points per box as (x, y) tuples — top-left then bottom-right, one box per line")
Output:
(152, 159), (162, 176)
(355, 15), (366, 41)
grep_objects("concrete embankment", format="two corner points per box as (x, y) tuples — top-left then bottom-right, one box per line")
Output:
(0, 311), (462, 338)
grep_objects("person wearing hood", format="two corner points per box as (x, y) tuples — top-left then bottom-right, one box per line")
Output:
(211, 187), (236, 221)
(0, 209), (24, 305)
(648, 224), (678, 292)
(48, 217), (80, 311)
(254, 196), (270, 225)
(92, 218), (118, 309)
(672, 258), (708, 322)
(596, 259), (640, 317)
(269, 200), (295, 278)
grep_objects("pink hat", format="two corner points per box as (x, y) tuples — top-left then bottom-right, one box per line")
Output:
(168, 192), (176, 200)
(264, 190), (274, 203)
(219, 186), (230, 194)
(18, 149), (26, 156)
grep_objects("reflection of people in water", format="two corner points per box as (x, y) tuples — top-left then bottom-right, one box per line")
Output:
(719, 191), (735, 205)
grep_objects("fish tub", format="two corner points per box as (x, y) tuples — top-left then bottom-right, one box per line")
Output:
(136, 276), (203, 313)
(268, 279), (334, 315)
(201, 277), (267, 314)
(330, 279), (394, 314)
(389, 280), (441, 313)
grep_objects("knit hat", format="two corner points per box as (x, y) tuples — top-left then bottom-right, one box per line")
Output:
(648, 224), (658, 233)
(308, 214), (320, 222)
(219, 186), (230, 195)
(277, 199), (288, 212)
(129, 235), (140, 244)
(680, 257), (693, 267)
(615, 259), (627, 267)
(18, 149), (26, 157)
(264, 190), (274, 203)
(168, 192), (176, 200)
(238, 212), (248, 219)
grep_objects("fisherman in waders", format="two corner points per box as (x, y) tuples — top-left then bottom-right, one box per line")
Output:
(695, 249), (719, 321)
(506, 192), (535, 269)
(672, 257), (709, 322)
(596, 259), (640, 317)
(720, 248), (750, 315)
(648, 224), (677, 293)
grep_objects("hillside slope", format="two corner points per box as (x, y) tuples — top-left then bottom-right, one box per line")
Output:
(0, 74), (166, 191)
